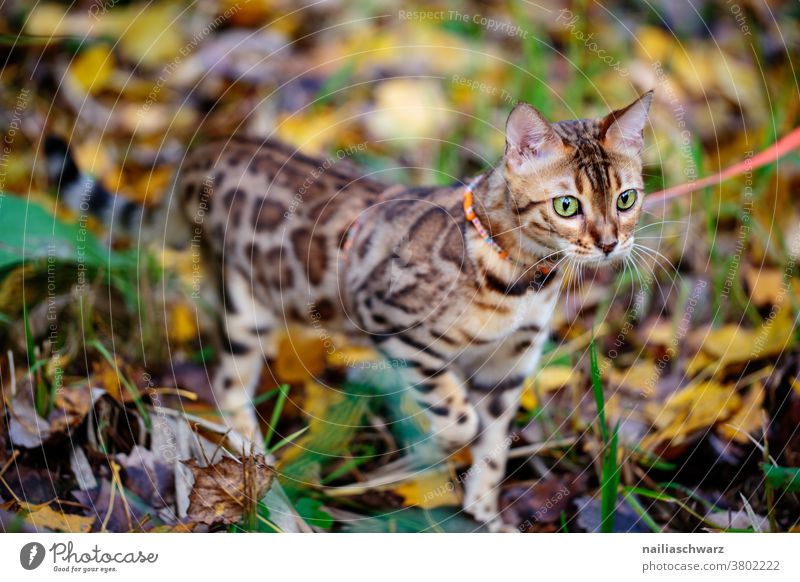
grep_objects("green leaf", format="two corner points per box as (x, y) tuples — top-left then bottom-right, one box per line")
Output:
(762, 464), (800, 492)
(294, 497), (333, 531)
(0, 194), (112, 272)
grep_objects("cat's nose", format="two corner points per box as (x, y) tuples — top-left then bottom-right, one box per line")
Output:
(596, 239), (618, 255)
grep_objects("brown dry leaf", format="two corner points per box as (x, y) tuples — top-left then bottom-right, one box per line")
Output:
(643, 381), (741, 448)
(49, 386), (93, 433)
(8, 399), (51, 449)
(186, 455), (274, 525)
(274, 329), (327, 383)
(22, 504), (94, 533)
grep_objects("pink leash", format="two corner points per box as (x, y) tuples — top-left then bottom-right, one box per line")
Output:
(644, 126), (800, 209)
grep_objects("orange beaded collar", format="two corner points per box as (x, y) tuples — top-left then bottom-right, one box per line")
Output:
(463, 176), (553, 277)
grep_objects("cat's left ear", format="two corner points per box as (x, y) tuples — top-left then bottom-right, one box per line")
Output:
(601, 90), (653, 156)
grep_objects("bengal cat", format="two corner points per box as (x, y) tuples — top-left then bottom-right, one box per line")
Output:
(47, 91), (653, 530)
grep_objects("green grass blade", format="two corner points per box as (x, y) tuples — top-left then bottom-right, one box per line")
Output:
(600, 422), (620, 533)
(589, 337), (608, 444)
(263, 384), (290, 450)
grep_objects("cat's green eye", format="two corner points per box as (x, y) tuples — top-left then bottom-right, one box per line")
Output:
(554, 196), (580, 217)
(617, 189), (637, 211)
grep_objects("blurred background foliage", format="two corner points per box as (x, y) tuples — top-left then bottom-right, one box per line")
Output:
(0, 0), (799, 533)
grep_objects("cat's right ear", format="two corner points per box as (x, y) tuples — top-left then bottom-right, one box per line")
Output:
(505, 103), (560, 171)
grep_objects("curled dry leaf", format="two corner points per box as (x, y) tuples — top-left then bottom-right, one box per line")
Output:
(186, 455), (275, 525)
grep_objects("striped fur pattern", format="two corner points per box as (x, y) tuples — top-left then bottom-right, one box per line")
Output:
(47, 92), (652, 530)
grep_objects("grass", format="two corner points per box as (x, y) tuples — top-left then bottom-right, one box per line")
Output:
(589, 335), (622, 533)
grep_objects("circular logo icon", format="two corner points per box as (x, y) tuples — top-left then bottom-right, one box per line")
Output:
(20, 542), (46, 570)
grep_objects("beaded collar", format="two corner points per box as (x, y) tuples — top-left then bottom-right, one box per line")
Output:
(462, 175), (554, 281)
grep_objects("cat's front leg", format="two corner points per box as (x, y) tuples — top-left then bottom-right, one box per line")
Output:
(462, 384), (523, 531)
(463, 329), (548, 530)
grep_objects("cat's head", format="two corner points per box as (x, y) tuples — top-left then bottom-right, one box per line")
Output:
(501, 91), (653, 266)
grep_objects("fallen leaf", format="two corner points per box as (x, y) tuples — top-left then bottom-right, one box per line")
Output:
(168, 303), (198, 344)
(186, 455), (274, 525)
(69, 45), (114, 95)
(22, 504), (93, 533)
(643, 381), (741, 448)
(521, 366), (577, 410)
(366, 79), (452, 142)
(718, 383), (765, 443)
(500, 474), (583, 527)
(393, 470), (460, 510)
(116, 446), (175, 509)
(274, 329), (327, 383)
(8, 399), (51, 449)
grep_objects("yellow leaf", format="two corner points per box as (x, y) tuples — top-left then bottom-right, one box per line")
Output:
(301, 381), (345, 429)
(275, 107), (352, 155)
(69, 45), (114, 95)
(169, 303), (197, 344)
(118, 4), (184, 68)
(23, 504), (94, 533)
(718, 383), (765, 443)
(275, 329), (327, 383)
(644, 381), (741, 448)
(366, 79), (452, 142)
(609, 360), (658, 396)
(394, 470), (460, 509)
(521, 366), (577, 411)
(73, 140), (113, 179)
(635, 26), (674, 64)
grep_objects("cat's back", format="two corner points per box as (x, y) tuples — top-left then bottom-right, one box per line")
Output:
(175, 137), (388, 262)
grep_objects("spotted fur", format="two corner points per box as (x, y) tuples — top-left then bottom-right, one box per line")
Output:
(47, 92), (652, 530)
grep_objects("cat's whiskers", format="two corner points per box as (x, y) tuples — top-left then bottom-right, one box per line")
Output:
(633, 242), (681, 280)
(635, 220), (689, 232)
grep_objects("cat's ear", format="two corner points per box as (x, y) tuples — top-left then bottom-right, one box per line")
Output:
(505, 102), (560, 170)
(601, 90), (653, 156)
